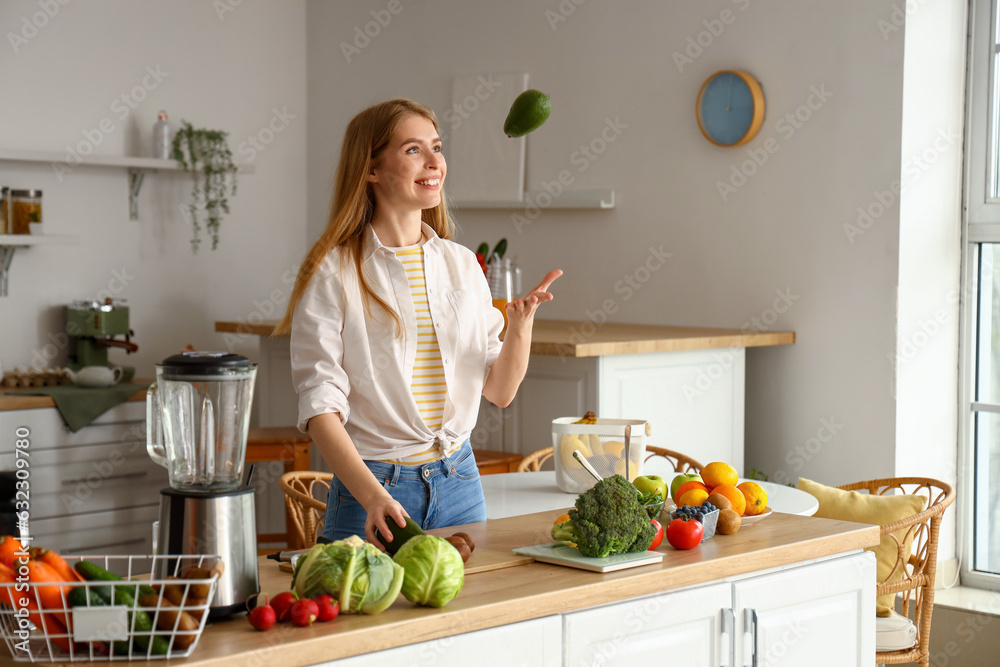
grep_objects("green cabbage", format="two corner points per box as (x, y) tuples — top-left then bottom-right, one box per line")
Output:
(392, 535), (465, 608)
(291, 535), (403, 614)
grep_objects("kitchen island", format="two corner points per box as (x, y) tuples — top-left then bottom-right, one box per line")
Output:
(102, 509), (876, 667)
(215, 319), (795, 471)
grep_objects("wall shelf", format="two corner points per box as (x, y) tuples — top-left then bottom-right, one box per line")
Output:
(0, 234), (79, 297)
(450, 189), (615, 210)
(0, 148), (254, 220)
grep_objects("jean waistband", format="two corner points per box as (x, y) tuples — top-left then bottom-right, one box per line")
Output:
(364, 440), (472, 483)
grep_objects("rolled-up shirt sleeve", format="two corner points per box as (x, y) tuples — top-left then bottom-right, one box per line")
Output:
(290, 260), (351, 433)
(480, 268), (505, 383)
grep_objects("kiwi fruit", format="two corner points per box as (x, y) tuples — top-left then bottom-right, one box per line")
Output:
(717, 508), (742, 535)
(707, 493), (733, 511)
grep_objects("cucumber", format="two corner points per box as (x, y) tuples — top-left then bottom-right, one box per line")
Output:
(74, 561), (156, 599)
(476, 242), (489, 257)
(374, 516), (426, 555)
(68, 585), (111, 608)
(491, 238), (507, 260)
(114, 587), (169, 656)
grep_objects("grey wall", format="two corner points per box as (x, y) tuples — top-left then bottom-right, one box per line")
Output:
(305, 0), (908, 486)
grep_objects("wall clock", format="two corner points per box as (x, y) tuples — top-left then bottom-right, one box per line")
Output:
(696, 70), (765, 147)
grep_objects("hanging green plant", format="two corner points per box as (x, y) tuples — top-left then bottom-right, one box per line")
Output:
(172, 120), (239, 252)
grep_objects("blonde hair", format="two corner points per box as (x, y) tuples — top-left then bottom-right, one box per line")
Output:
(274, 99), (454, 337)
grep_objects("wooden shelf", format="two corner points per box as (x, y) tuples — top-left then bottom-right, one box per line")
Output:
(0, 148), (255, 174)
(0, 234), (79, 246)
(0, 147), (254, 221)
(0, 234), (79, 297)
(450, 188), (615, 210)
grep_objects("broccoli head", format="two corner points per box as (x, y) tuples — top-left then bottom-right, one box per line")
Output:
(550, 474), (655, 558)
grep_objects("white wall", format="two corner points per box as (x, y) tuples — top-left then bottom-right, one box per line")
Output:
(0, 0), (308, 383)
(306, 0), (906, 485)
(896, 0), (967, 564)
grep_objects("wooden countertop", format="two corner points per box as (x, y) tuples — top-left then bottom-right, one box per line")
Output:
(0, 385), (148, 412)
(215, 319), (795, 357)
(102, 510), (877, 667)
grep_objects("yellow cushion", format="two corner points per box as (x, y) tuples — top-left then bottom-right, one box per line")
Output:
(797, 478), (927, 617)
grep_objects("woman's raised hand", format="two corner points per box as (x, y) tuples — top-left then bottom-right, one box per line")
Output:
(505, 269), (563, 331)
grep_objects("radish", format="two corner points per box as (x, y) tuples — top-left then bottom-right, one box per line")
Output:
(248, 595), (276, 631)
(290, 598), (319, 627)
(315, 594), (339, 622)
(270, 591), (299, 622)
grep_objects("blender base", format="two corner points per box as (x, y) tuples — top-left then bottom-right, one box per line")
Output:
(155, 486), (260, 617)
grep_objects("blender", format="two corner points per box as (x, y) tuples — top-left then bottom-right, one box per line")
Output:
(146, 351), (259, 617)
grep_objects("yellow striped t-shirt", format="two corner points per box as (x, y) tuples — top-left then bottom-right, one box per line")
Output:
(382, 245), (459, 465)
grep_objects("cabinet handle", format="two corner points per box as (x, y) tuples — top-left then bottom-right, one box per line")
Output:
(720, 607), (735, 667)
(743, 607), (758, 667)
(60, 471), (148, 486)
(62, 537), (145, 553)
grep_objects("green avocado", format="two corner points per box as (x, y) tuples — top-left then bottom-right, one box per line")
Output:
(503, 89), (551, 138)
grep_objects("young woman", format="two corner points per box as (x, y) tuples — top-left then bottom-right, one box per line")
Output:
(275, 99), (561, 547)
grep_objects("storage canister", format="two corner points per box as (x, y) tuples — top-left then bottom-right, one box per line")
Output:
(10, 189), (42, 235)
(0, 187), (8, 234)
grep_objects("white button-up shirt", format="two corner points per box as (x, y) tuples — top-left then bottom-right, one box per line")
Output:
(290, 223), (504, 460)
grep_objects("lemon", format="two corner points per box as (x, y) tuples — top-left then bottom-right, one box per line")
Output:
(560, 435), (591, 468)
(603, 440), (625, 459)
(504, 89), (551, 138)
(613, 458), (639, 481)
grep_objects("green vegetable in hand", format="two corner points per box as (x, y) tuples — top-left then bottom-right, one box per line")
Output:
(392, 535), (465, 608)
(550, 474), (656, 558)
(374, 516), (426, 556)
(292, 535), (404, 615)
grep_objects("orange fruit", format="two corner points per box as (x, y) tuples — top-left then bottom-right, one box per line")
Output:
(674, 480), (710, 504)
(678, 488), (710, 508)
(710, 484), (746, 516)
(701, 461), (739, 488)
(738, 481), (768, 516)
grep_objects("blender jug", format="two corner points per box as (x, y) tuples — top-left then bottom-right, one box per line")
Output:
(147, 352), (257, 492)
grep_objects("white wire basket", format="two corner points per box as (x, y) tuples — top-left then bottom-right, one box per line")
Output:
(0, 554), (221, 662)
(552, 417), (649, 494)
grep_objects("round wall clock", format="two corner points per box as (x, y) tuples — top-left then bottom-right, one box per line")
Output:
(696, 70), (765, 147)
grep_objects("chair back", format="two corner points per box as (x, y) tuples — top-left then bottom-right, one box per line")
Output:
(836, 476), (954, 665)
(516, 445), (703, 475)
(279, 471), (333, 549)
(516, 447), (554, 472)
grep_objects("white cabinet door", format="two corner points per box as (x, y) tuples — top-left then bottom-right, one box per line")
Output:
(563, 583), (733, 666)
(325, 615), (561, 667)
(599, 349), (745, 473)
(733, 552), (876, 667)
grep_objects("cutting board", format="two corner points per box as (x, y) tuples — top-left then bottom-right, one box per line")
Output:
(276, 548), (532, 576)
(512, 544), (664, 573)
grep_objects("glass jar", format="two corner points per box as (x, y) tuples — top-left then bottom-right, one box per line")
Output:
(10, 189), (42, 235)
(0, 187), (8, 235)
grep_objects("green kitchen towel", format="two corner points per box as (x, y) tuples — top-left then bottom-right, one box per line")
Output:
(14, 384), (147, 432)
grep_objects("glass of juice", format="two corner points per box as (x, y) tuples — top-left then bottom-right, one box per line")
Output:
(489, 258), (518, 335)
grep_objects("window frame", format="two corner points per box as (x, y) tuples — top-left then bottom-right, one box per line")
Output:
(962, 0), (1000, 590)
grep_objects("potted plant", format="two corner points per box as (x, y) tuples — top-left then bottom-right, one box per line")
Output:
(172, 121), (239, 252)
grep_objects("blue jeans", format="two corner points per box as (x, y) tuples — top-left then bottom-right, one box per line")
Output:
(321, 440), (487, 543)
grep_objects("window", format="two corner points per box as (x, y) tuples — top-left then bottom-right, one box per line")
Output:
(964, 0), (1000, 589)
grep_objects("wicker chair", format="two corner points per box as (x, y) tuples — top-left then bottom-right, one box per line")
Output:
(515, 445), (703, 474)
(836, 477), (955, 667)
(278, 471), (333, 549)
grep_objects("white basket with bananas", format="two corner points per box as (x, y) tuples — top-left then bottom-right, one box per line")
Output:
(551, 413), (649, 494)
